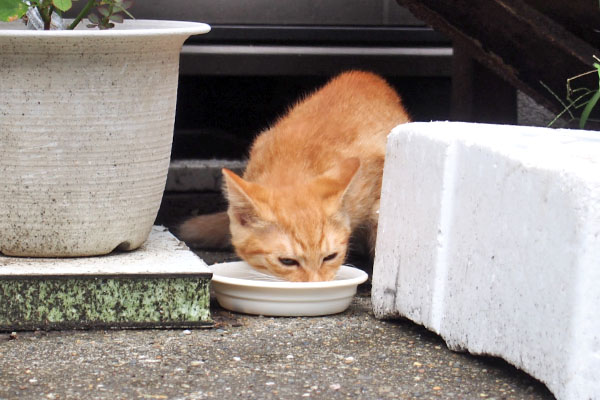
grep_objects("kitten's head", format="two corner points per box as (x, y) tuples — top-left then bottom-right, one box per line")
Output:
(222, 158), (360, 282)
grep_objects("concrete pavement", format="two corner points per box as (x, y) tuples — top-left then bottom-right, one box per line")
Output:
(0, 251), (554, 400)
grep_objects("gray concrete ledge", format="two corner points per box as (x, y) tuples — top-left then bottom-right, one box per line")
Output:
(0, 227), (212, 331)
(166, 159), (246, 192)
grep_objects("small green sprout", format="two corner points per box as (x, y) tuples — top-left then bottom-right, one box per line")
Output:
(544, 55), (600, 129)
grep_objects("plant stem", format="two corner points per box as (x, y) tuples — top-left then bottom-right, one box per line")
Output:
(37, 0), (52, 30)
(45, 5), (55, 29)
(68, 0), (96, 30)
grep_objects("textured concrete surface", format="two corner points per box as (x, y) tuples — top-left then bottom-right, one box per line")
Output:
(0, 244), (554, 400)
(373, 122), (600, 400)
(0, 294), (554, 400)
(0, 227), (211, 331)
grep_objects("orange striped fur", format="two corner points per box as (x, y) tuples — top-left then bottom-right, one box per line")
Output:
(179, 71), (410, 281)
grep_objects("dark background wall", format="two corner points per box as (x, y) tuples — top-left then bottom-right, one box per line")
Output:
(172, 75), (451, 160)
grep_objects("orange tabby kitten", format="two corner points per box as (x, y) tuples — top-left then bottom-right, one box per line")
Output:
(179, 71), (410, 281)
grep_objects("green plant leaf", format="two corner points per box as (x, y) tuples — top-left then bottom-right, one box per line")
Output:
(109, 13), (123, 22)
(87, 12), (99, 23)
(578, 62), (600, 129)
(0, 0), (29, 22)
(579, 89), (600, 129)
(97, 5), (109, 17)
(115, 0), (134, 19)
(52, 0), (72, 12)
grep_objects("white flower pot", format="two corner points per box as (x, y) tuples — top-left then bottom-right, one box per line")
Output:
(0, 20), (210, 257)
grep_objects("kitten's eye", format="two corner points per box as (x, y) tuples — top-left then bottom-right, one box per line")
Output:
(278, 257), (300, 267)
(323, 253), (338, 262)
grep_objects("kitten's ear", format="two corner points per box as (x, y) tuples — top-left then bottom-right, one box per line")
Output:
(312, 157), (360, 215)
(222, 168), (270, 226)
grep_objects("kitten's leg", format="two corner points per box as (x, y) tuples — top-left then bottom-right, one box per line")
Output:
(366, 201), (381, 257)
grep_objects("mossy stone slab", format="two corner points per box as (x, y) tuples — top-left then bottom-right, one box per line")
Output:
(0, 226), (212, 331)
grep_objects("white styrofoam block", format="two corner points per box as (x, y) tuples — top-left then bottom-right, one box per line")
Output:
(372, 122), (600, 400)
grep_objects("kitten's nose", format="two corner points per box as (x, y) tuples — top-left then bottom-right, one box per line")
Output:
(305, 270), (321, 282)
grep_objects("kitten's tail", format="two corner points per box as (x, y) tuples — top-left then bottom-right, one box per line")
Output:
(177, 211), (231, 249)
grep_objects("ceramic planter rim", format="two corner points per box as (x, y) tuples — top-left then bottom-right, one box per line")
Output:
(0, 19), (210, 38)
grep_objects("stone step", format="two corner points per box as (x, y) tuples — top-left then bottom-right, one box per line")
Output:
(165, 159), (246, 192)
(0, 226), (212, 331)
(372, 122), (600, 400)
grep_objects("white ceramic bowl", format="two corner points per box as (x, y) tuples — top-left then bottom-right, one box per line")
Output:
(209, 261), (368, 316)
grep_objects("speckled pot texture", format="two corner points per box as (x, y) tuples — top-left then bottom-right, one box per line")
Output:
(0, 20), (210, 257)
